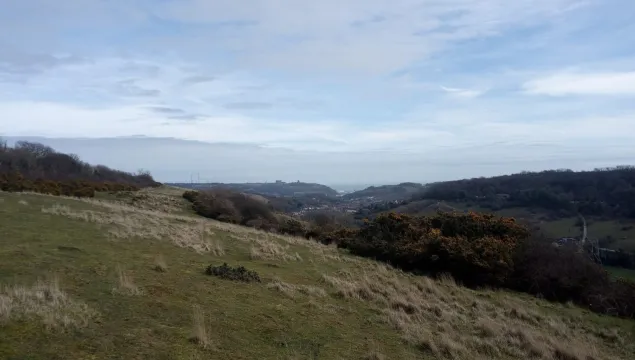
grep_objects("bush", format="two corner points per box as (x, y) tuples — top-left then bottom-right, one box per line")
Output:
(509, 236), (635, 318)
(182, 190), (199, 203)
(192, 189), (278, 228)
(0, 171), (140, 198)
(341, 212), (528, 286)
(278, 219), (306, 237)
(205, 263), (261, 283)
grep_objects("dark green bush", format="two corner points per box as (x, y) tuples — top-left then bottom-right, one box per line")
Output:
(182, 190), (199, 202)
(341, 212), (528, 286)
(278, 219), (306, 237)
(205, 263), (261, 283)
(192, 189), (278, 228)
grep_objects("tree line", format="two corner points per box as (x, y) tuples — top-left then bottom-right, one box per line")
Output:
(0, 139), (159, 196)
(412, 167), (635, 218)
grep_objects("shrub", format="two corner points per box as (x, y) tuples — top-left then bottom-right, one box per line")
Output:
(205, 263), (261, 283)
(278, 219), (306, 237)
(73, 187), (96, 198)
(341, 212), (528, 286)
(182, 190), (199, 203)
(509, 235), (635, 318)
(192, 189), (278, 228)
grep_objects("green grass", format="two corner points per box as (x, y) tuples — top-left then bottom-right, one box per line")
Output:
(607, 266), (635, 282)
(0, 191), (414, 360)
(1, 190), (635, 360)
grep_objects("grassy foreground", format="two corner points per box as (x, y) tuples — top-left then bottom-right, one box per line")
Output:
(1, 188), (634, 360)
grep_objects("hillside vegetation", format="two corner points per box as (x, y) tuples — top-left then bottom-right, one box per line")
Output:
(1, 188), (635, 360)
(173, 181), (339, 197)
(343, 182), (425, 202)
(417, 167), (635, 218)
(0, 139), (159, 196)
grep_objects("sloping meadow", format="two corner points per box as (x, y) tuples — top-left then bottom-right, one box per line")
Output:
(0, 189), (633, 359)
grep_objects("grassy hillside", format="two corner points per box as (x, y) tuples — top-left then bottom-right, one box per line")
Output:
(1, 188), (635, 360)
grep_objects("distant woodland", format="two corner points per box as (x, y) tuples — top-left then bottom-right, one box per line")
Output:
(0, 139), (159, 195)
(417, 167), (635, 218)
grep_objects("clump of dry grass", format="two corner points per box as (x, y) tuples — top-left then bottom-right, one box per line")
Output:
(190, 305), (211, 349)
(153, 254), (168, 272)
(0, 276), (97, 329)
(113, 266), (142, 296)
(41, 203), (219, 254)
(248, 235), (302, 262)
(320, 263), (630, 360)
(266, 279), (327, 299)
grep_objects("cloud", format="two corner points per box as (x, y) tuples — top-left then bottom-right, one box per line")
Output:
(1, 0), (635, 182)
(523, 71), (635, 96)
(440, 86), (486, 98)
(223, 101), (273, 110)
(181, 75), (216, 85)
(147, 106), (186, 115)
(114, 79), (161, 97)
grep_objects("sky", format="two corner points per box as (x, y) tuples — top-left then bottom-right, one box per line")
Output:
(1, 0), (634, 185)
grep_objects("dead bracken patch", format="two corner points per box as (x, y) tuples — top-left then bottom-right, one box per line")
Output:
(0, 277), (97, 329)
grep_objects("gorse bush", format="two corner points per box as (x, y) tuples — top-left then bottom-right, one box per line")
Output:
(0, 171), (148, 198)
(341, 212), (529, 286)
(205, 263), (261, 283)
(331, 211), (635, 319)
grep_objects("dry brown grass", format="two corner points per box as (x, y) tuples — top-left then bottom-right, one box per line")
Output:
(41, 203), (219, 253)
(154, 254), (168, 272)
(113, 266), (142, 296)
(190, 305), (211, 349)
(266, 278), (327, 299)
(320, 263), (629, 360)
(228, 233), (303, 262)
(0, 276), (97, 329)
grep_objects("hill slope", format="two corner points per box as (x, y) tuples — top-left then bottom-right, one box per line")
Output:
(343, 183), (425, 202)
(171, 181), (338, 197)
(1, 188), (634, 359)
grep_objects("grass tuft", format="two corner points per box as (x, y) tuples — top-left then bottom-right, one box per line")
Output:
(154, 254), (168, 272)
(113, 266), (142, 295)
(190, 305), (211, 349)
(0, 276), (97, 329)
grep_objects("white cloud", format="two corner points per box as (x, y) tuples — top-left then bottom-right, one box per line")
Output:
(523, 71), (635, 96)
(149, 0), (581, 75)
(440, 86), (486, 98)
(1, 0), (634, 183)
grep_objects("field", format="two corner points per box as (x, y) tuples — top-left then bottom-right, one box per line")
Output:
(1, 188), (635, 360)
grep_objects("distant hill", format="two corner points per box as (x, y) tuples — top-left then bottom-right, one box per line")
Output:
(343, 182), (426, 202)
(414, 166), (635, 219)
(169, 181), (338, 197)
